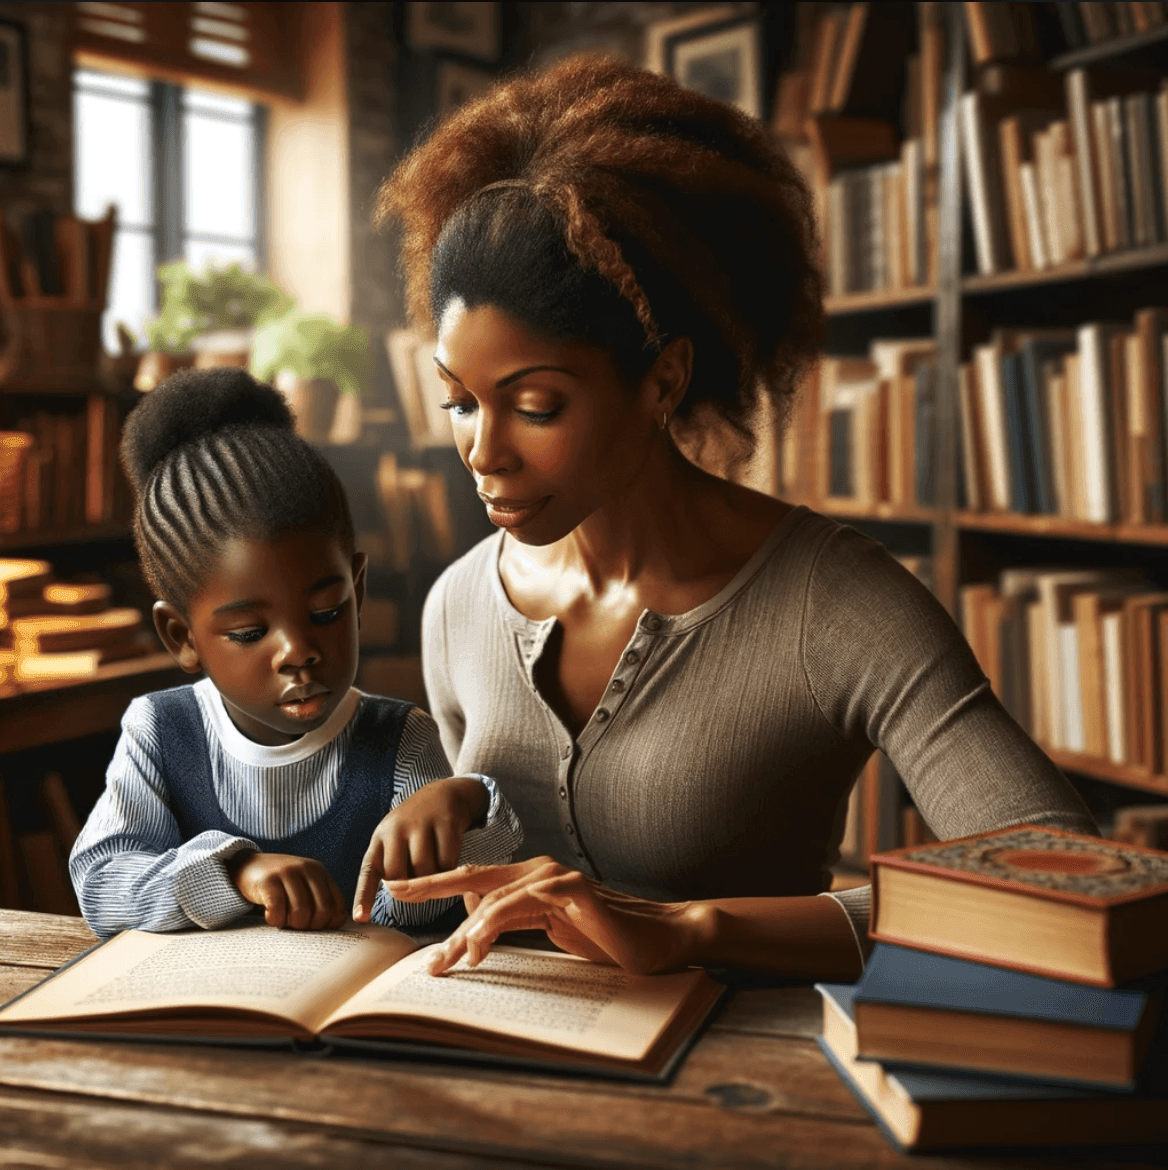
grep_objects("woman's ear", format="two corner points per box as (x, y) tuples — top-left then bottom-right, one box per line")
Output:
(153, 601), (202, 674)
(643, 336), (693, 420)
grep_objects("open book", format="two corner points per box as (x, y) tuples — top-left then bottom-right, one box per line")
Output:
(0, 921), (724, 1081)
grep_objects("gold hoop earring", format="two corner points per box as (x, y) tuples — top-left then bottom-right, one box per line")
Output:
(661, 412), (669, 431)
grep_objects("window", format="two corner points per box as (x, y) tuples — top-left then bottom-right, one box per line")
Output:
(73, 68), (266, 350)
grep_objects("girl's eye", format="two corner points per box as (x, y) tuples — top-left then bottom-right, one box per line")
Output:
(310, 604), (345, 626)
(440, 400), (476, 418)
(225, 627), (265, 645)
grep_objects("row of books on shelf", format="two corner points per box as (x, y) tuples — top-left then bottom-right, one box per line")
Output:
(0, 397), (131, 537)
(963, 65), (1168, 277)
(0, 557), (149, 685)
(960, 313), (1168, 523)
(820, 824), (1168, 1152)
(373, 453), (456, 573)
(959, 566), (1168, 779)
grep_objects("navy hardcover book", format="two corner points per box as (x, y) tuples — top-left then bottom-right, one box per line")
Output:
(1018, 336), (1075, 515)
(1000, 351), (1034, 513)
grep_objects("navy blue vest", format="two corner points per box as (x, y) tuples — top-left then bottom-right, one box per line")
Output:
(151, 685), (411, 906)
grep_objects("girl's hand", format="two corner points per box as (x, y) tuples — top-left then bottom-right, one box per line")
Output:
(227, 851), (347, 930)
(352, 776), (489, 922)
(385, 858), (704, 976)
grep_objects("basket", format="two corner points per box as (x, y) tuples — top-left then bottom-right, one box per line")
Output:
(0, 432), (33, 534)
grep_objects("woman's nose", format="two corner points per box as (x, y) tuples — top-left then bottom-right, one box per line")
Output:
(466, 412), (519, 477)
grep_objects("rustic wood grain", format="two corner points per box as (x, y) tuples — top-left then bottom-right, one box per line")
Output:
(0, 966), (46, 1003)
(0, 1085), (538, 1170)
(712, 986), (823, 1039)
(0, 909), (96, 968)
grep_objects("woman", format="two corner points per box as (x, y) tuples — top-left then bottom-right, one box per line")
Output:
(374, 55), (1096, 981)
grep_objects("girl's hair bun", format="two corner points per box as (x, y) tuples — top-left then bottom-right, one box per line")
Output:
(121, 365), (294, 492)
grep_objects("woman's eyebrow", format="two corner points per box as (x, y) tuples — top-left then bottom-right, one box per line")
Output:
(433, 357), (577, 388)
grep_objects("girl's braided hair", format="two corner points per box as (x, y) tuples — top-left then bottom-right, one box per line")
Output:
(375, 53), (823, 438)
(120, 366), (354, 611)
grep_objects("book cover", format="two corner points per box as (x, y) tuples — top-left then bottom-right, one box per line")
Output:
(1018, 335), (1075, 514)
(815, 982), (1168, 1153)
(1000, 351), (1032, 513)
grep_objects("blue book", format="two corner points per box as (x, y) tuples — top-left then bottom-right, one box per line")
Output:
(851, 943), (1164, 1091)
(1000, 352), (1033, 513)
(816, 981), (1168, 1153)
(1018, 336), (1076, 515)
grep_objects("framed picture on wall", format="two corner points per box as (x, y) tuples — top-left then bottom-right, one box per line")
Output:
(660, 15), (763, 121)
(0, 20), (28, 166)
(407, 3), (500, 62)
(436, 61), (496, 118)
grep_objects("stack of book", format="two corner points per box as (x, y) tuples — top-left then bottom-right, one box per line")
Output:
(0, 558), (147, 684)
(817, 824), (1168, 1152)
(957, 566), (1168, 779)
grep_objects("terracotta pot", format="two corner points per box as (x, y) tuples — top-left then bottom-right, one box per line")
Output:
(275, 371), (341, 443)
(134, 351), (196, 392)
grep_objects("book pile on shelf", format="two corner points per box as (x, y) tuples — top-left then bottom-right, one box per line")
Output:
(1031, 3), (1168, 55)
(0, 207), (114, 304)
(374, 453), (456, 573)
(0, 557), (149, 688)
(771, 3), (942, 298)
(807, 339), (939, 510)
(958, 312), (1168, 523)
(818, 824), (1168, 1152)
(959, 565), (1168, 785)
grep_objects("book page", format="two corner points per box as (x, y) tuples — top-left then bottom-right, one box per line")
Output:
(324, 945), (710, 1062)
(0, 921), (417, 1034)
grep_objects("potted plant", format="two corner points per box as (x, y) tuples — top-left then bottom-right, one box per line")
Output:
(249, 312), (371, 443)
(136, 261), (294, 390)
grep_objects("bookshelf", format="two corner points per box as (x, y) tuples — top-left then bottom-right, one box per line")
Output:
(779, 2), (1168, 866)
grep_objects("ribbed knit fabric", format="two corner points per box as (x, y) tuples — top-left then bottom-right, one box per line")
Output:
(70, 679), (523, 938)
(422, 506), (1097, 963)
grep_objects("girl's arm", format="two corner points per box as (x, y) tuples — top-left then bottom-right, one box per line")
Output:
(69, 697), (259, 938)
(366, 707), (522, 929)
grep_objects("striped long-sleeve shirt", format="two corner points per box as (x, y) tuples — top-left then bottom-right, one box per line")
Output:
(69, 677), (523, 938)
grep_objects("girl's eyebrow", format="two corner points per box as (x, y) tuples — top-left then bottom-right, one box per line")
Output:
(212, 576), (345, 615)
(433, 357), (577, 387)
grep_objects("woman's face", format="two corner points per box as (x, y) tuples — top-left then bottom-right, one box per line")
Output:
(433, 299), (660, 545)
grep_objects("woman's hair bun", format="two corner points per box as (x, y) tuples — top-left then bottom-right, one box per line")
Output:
(121, 365), (294, 492)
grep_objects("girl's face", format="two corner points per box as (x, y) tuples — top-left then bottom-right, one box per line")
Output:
(433, 300), (662, 545)
(158, 529), (366, 745)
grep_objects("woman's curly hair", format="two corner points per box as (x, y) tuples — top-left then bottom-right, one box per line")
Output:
(375, 53), (823, 437)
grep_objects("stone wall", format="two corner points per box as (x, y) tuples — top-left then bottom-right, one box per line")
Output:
(0, 2), (73, 215)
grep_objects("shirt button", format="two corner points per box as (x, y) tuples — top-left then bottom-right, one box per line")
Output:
(624, 650), (640, 665)
(644, 614), (662, 631)
(611, 679), (625, 693)
(594, 708), (610, 723)
(558, 786), (567, 799)
(566, 825), (575, 836)
(575, 850), (585, 860)
(561, 742), (572, 759)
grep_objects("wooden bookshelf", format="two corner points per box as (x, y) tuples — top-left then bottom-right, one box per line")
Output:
(825, 286), (935, 316)
(0, 523), (131, 552)
(1049, 22), (1168, 71)
(781, 2), (1168, 833)
(1045, 748), (1168, 797)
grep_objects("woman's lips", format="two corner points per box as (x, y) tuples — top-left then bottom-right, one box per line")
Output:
(482, 496), (549, 529)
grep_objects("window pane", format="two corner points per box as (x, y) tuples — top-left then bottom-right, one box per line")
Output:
(184, 238), (256, 274)
(74, 88), (151, 226)
(184, 110), (254, 238)
(184, 87), (251, 118)
(104, 229), (154, 353)
(75, 70), (149, 98)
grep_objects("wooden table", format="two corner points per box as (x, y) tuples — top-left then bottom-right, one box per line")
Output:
(0, 910), (1162, 1170)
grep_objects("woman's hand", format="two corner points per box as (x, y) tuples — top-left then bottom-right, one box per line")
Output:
(352, 776), (489, 922)
(385, 857), (706, 976)
(227, 851), (347, 930)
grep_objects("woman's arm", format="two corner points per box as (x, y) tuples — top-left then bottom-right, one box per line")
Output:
(387, 859), (862, 980)
(69, 697), (258, 938)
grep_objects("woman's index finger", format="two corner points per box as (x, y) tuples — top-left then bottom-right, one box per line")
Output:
(384, 861), (525, 900)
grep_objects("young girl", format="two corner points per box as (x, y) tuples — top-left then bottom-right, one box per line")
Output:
(69, 367), (522, 939)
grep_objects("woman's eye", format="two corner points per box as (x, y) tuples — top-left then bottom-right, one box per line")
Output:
(310, 604), (345, 626)
(440, 400), (476, 418)
(225, 627), (265, 645)
(519, 409), (559, 424)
